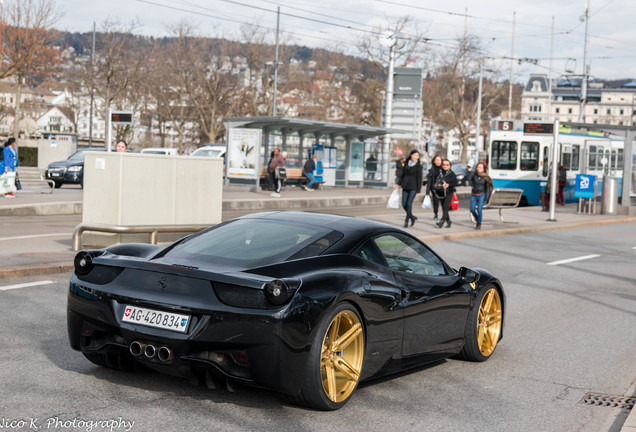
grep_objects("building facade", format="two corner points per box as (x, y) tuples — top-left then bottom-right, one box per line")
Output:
(521, 73), (636, 125)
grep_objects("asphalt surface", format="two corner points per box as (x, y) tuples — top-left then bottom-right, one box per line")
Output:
(1, 224), (635, 432)
(0, 183), (636, 431)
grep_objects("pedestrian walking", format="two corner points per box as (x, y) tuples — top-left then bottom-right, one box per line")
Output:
(395, 149), (422, 228)
(302, 153), (317, 191)
(467, 162), (493, 230)
(557, 165), (566, 205)
(425, 155), (443, 219)
(434, 159), (458, 228)
(3, 137), (18, 198)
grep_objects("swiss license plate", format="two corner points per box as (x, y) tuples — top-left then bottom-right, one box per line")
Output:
(122, 305), (190, 333)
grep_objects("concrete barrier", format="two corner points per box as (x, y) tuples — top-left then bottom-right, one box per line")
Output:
(82, 152), (223, 247)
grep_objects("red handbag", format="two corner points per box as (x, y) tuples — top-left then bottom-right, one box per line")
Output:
(450, 193), (459, 211)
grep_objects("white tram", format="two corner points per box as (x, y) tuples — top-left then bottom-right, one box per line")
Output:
(487, 120), (624, 205)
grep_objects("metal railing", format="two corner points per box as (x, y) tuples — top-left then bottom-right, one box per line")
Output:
(73, 223), (210, 251)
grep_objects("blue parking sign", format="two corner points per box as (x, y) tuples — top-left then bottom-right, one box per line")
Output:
(574, 174), (596, 198)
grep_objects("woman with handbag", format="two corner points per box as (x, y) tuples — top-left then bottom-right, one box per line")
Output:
(435, 159), (458, 229)
(425, 155), (443, 219)
(395, 149), (422, 228)
(467, 162), (493, 230)
(3, 137), (18, 198)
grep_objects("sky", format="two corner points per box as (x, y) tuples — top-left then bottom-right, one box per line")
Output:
(53, 0), (636, 83)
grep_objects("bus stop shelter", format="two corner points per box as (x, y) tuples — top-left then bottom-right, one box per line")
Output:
(222, 116), (405, 188)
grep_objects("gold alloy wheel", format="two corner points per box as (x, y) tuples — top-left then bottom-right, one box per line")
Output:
(477, 288), (503, 356)
(320, 309), (364, 403)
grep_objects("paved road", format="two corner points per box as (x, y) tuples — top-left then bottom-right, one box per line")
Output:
(1, 223), (634, 432)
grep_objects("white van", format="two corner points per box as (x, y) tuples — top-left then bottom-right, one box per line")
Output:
(140, 148), (179, 156)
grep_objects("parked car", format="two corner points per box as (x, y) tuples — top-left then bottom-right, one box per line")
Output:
(452, 163), (470, 186)
(140, 148), (179, 156)
(190, 145), (226, 159)
(45, 148), (107, 188)
(68, 211), (505, 410)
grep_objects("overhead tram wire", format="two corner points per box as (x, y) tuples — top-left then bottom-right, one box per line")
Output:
(136, 0), (366, 50)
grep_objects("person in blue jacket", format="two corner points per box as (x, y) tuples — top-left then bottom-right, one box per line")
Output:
(3, 137), (18, 198)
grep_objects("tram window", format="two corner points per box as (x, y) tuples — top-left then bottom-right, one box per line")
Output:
(562, 152), (571, 169)
(520, 142), (539, 171)
(491, 141), (517, 170)
(589, 145), (597, 169)
(572, 145), (580, 170)
(542, 146), (549, 177)
(617, 149), (624, 169)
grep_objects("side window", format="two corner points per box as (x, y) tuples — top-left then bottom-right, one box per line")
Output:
(572, 145), (580, 171)
(352, 240), (386, 267)
(542, 146), (550, 177)
(372, 234), (447, 276)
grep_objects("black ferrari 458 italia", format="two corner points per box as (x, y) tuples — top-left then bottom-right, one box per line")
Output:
(68, 211), (505, 410)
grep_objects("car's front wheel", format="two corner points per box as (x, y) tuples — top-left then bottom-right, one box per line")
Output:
(291, 302), (365, 410)
(460, 285), (503, 361)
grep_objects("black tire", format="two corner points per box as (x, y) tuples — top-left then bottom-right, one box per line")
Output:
(54, 181), (62, 189)
(290, 302), (365, 410)
(459, 285), (503, 362)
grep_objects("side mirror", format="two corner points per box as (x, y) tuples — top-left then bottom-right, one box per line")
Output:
(458, 267), (480, 284)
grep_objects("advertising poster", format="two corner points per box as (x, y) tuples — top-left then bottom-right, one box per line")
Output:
(349, 141), (364, 181)
(227, 128), (262, 179)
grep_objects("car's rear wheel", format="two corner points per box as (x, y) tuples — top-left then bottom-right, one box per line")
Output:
(291, 303), (365, 410)
(460, 286), (502, 361)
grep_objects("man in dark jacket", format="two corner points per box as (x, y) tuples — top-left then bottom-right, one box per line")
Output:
(302, 154), (317, 191)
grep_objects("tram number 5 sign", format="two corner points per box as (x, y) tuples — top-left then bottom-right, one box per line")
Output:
(497, 121), (513, 131)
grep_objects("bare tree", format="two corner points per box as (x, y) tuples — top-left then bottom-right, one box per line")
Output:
(422, 34), (510, 163)
(0, 0), (61, 137)
(80, 19), (146, 145)
(145, 22), (199, 152)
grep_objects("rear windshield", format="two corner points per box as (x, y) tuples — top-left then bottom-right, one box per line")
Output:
(163, 218), (342, 267)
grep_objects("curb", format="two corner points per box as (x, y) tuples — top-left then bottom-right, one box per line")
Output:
(0, 201), (82, 216)
(419, 215), (636, 242)
(0, 262), (75, 279)
(1, 193), (474, 216)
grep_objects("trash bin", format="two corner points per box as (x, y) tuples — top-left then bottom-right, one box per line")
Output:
(601, 175), (619, 215)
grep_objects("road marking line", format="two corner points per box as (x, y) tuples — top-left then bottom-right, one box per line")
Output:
(547, 254), (601, 266)
(0, 281), (54, 291)
(0, 233), (72, 241)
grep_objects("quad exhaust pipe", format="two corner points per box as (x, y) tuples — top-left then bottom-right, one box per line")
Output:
(129, 341), (173, 363)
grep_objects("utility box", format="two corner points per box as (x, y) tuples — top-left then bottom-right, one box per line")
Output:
(38, 134), (77, 170)
(82, 152), (223, 247)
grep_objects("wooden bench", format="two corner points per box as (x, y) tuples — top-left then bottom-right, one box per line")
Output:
(259, 167), (306, 188)
(484, 188), (524, 223)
